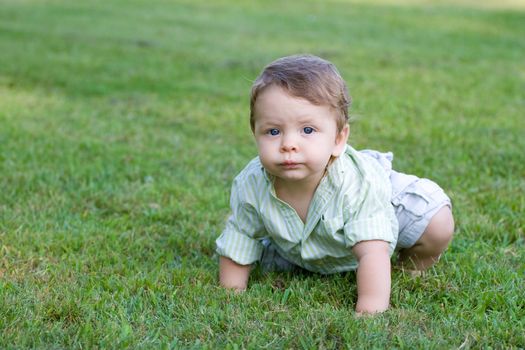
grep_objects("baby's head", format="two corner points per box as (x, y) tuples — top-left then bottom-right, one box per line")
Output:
(250, 54), (351, 133)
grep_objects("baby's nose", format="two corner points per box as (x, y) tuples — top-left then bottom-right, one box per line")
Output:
(280, 134), (298, 152)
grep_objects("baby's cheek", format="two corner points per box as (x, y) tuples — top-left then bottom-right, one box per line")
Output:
(258, 154), (274, 170)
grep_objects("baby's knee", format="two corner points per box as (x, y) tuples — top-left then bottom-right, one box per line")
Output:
(421, 206), (455, 250)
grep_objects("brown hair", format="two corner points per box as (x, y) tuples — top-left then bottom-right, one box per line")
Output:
(250, 54), (351, 132)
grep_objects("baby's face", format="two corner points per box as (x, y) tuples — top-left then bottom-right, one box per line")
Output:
(252, 85), (348, 187)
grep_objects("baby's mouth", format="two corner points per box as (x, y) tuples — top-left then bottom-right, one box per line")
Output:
(281, 160), (300, 168)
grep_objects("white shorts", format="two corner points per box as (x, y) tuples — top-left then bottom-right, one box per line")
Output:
(361, 150), (452, 249)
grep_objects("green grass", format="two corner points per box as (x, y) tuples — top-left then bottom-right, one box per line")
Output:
(0, 0), (524, 348)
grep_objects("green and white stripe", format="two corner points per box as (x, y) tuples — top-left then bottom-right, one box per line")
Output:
(216, 145), (398, 274)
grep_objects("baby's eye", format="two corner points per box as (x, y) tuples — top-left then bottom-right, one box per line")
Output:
(303, 127), (314, 134)
(268, 128), (280, 136)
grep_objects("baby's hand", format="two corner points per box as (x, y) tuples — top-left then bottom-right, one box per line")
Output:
(219, 256), (251, 291)
(352, 240), (391, 314)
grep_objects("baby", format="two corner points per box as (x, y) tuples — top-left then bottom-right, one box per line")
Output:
(216, 54), (454, 314)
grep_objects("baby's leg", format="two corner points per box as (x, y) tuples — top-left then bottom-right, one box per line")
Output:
(390, 171), (455, 271)
(398, 205), (454, 270)
(260, 239), (302, 273)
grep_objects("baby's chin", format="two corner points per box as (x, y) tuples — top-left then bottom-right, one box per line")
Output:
(275, 169), (328, 184)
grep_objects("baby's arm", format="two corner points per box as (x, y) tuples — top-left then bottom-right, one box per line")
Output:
(352, 240), (391, 314)
(219, 256), (251, 291)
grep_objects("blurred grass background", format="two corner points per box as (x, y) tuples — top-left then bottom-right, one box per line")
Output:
(0, 0), (524, 348)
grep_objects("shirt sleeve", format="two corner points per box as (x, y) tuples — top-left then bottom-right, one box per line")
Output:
(343, 165), (398, 250)
(215, 177), (265, 265)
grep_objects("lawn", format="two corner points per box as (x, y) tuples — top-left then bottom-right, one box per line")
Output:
(0, 0), (524, 348)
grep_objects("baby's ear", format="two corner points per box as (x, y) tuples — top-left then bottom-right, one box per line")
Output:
(332, 125), (349, 157)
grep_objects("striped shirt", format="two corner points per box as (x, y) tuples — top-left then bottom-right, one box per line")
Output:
(216, 145), (398, 274)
